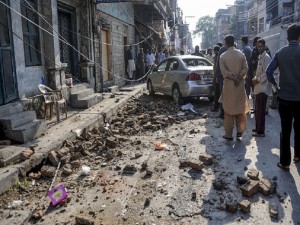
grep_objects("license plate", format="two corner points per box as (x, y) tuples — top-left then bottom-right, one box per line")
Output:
(202, 75), (213, 79)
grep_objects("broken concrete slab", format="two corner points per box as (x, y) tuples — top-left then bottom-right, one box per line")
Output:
(0, 146), (28, 167)
(0, 166), (19, 195)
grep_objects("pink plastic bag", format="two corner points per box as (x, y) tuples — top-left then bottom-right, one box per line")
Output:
(47, 184), (68, 206)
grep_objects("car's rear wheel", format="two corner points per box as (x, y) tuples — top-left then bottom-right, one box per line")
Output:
(147, 80), (155, 96)
(172, 86), (184, 105)
(208, 96), (214, 102)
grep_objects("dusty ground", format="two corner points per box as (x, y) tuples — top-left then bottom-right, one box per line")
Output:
(0, 92), (300, 225)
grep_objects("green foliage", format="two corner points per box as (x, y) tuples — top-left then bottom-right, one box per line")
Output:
(193, 16), (215, 49)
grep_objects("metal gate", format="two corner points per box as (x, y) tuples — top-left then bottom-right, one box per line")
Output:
(0, 0), (18, 105)
(58, 4), (78, 79)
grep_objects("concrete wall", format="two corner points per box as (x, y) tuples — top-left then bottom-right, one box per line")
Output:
(95, 3), (135, 91)
(10, 0), (45, 98)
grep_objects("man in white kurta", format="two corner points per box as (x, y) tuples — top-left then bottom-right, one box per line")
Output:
(219, 35), (250, 140)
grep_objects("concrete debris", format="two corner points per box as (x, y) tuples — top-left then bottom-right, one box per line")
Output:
(122, 164), (137, 175)
(20, 148), (34, 160)
(40, 165), (56, 178)
(199, 154), (213, 165)
(269, 203), (279, 219)
(75, 215), (95, 225)
(247, 168), (260, 180)
(259, 178), (277, 196)
(240, 180), (260, 197)
(187, 160), (204, 171)
(239, 199), (251, 213)
(236, 175), (249, 185)
(48, 150), (60, 166)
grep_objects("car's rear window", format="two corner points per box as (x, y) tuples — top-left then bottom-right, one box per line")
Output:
(183, 58), (212, 67)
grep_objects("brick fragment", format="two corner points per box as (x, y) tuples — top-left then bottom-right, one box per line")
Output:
(188, 160), (204, 171)
(239, 199), (251, 213)
(20, 149), (34, 160)
(259, 178), (277, 196)
(199, 154), (213, 165)
(48, 150), (60, 166)
(240, 180), (259, 197)
(247, 168), (259, 180)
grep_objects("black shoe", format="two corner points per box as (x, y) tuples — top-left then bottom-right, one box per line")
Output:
(265, 111), (268, 115)
(223, 135), (233, 141)
(236, 132), (242, 138)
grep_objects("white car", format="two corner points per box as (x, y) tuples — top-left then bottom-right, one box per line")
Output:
(147, 55), (214, 104)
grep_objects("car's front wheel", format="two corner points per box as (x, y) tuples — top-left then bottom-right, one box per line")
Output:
(147, 80), (155, 96)
(172, 86), (184, 105)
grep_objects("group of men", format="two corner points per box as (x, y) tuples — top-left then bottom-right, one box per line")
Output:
(126, 47), (167, 81)
(212, 23), (300, 172)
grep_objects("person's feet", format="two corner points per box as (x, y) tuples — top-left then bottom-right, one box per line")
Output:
(277, 162), (290, 171)
(252, 132), (265, 137)
(223, 135), (233, 141)
(236, 132), (243, 138)
(210, 108), (218, 112)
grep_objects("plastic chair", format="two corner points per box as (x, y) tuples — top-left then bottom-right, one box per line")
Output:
(38, 84), (67, 122)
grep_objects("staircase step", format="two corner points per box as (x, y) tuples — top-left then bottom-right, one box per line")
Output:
(107, 86), (119, 93)
(76, 93), (103, 109)
(0, 101), (23, 118)
(0, 146), (27, 167)
(70, 89), (95, 102)
(0, 111), (37, 130)
(5, 120), (47, 144)
(70, 84), (90, 94)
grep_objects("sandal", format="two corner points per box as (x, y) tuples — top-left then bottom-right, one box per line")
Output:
(223, 135), (233, 141)
(277, 162), (290, 171)
(293, 157), (300, 163)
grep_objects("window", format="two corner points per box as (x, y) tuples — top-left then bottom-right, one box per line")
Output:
(183, 58), (212, 67)
(157, 60), (168, 72)
(21, 0), (41, 66)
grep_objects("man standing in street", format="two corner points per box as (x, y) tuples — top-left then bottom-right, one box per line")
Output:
(191, 45), (204, 57)
(252, 38), (272, 137)
(211, 45), (221, 112)
(214, 44), (228, 118)
(266, 23), (300, 171)
(136, 48), (145, 81)
(219, 35), (250, 140)
(126, 45), (136, 80)
(241, 36), (252, 98)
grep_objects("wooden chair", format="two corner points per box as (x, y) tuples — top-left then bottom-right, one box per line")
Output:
(38, 84), (67, 122)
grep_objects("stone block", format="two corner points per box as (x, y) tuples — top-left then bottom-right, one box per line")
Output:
(40, 165), (56, 178)
(259, 178), (277, 196)
(247, 168), (259, 180)
(240, 180), (259, 197)
(226, 201), (238, 213)
(239, 199), (251, 213)
(188, 160), (204, 171)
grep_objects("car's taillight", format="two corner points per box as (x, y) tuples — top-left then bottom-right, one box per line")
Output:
(186, 72), (201, 81)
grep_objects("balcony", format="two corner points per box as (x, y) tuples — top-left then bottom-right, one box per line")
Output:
(134, 0), (168, 21)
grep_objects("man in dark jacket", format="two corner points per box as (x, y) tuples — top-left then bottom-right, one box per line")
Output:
(191, 45), (204, 57)
(266, 23), (300, 171)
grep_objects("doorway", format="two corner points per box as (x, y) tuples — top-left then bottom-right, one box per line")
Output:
(101, 29), (112, 82)
(0, 0), (18, 105)
(58, 3), (78, 80)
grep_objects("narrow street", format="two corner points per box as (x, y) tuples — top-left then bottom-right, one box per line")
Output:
(0, 90), (300, 225)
